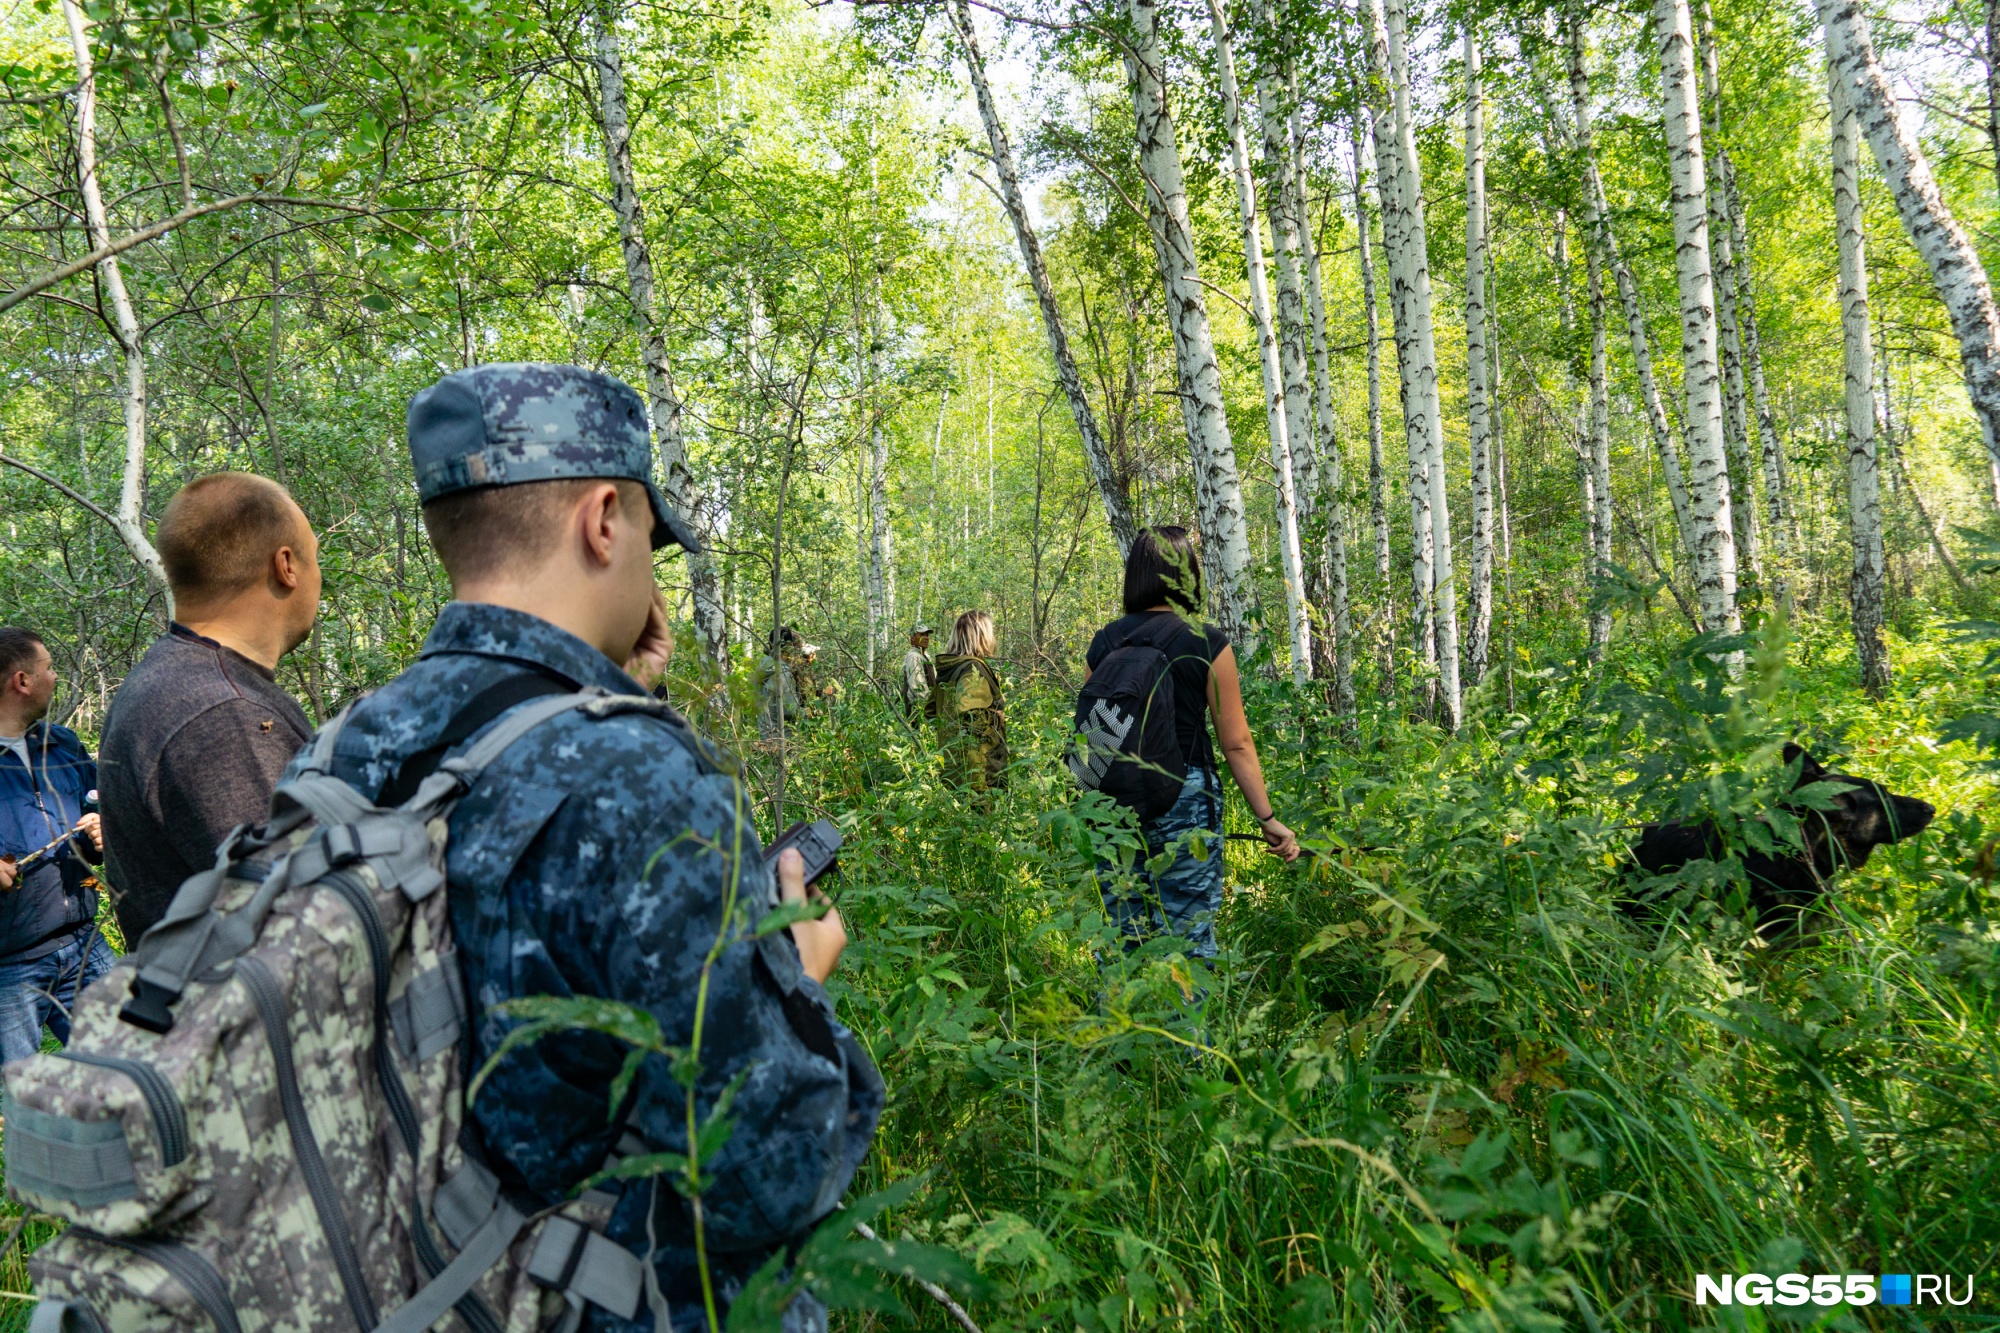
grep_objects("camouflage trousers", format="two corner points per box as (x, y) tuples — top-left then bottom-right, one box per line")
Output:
(1098, 766), (1224, 959)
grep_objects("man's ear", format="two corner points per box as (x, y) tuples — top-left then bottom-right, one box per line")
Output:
(577, 482), (626, 568)
(272, 544), (301, 592)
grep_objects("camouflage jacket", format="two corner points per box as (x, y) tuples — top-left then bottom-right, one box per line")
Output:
(282, 603), (882, 1330)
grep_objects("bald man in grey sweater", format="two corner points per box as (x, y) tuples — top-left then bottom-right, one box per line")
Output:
(98, 474), (321, 942)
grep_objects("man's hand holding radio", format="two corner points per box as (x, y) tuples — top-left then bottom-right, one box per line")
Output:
(779, 847), (846, 983)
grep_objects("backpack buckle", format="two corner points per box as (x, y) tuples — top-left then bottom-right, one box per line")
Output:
(323, 824), (364, 868)
(119, 977), (179, 1034)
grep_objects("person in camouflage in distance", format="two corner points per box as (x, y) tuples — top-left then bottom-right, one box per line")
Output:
(899, 624), (935, 725)
(290, 363), (880, 1332)
(931, 610), (1008, 792)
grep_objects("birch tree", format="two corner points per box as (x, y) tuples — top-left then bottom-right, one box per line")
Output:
(1569, 16), (1699, 564)
(1831, 66), (1891, 692)
(1352, 119), (1396, 697)
(592, 0), (727, 663)
(57, 0), (171, 607)
(1368, 0), (1461, 726)
(1655, 0), (1741, 635)
(946, 0), (1137, 555)
(1464, 30), (1495, 683)
(1583, 207), (1615, 657)
(1206, 0), (1311, 682)
(1293, 89), (1356, 712)
(1125, 0), (1256, 650)
(1822, 0), (2000, 511)
(1250, 4), (1317, 516)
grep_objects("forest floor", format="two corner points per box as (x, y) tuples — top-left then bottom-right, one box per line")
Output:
(2, 611), (1996, 1331)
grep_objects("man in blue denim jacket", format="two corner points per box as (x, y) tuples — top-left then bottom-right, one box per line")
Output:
(285, 364), (881, 1332)
(0, 628), (113, 1064)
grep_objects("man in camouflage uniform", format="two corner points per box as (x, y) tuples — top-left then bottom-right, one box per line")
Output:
(899, 624), (935, 725)
(288, 364), (880, 1331)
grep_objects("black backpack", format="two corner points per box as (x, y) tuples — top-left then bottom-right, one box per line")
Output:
(1067, 615), (1187, 820)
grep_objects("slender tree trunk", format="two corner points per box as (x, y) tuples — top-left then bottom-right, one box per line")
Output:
(1831, 65), (1890, 693)
(59, 0), (169, 608)
(1464, 30), (1495, 684)
(1125, 0), (1257, 651)
(592, 0), (725, 663)
(1353, 119), (1396, 699)
(1824, 0), (2000, 510)
(1294, 88), (1355, 713)
(1655, 0), (1741, 635)
(1989, 0), (2000, 208)
(1584, 222), (1615, 657)
(1378, 0), (1460, 726)
(1251, 7), (1318, 516)
(946, 0), (1136, 556)
(1207, 0), (1311, 683)
(1569, 16), (1699, 565)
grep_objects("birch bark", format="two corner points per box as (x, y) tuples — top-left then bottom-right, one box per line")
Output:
(1823, 0), (2000, 510)
(1251, 7), (1318, 511)
(1655, 0), (1741, 634)
(592, 0), (726, 663)
(1569, 17), (1699, 565)
(1697, 2), (1782, 596)
(1352, 119), (1397, 697)
(1831, 67), (1891, 692)
(1584, 221), (1615, 656)
(1125, 0), (1257, 649)
(1294, 92), (1356, 712)
(1207, 0), (1311, 683)
(60, 0), (170, 607)
(1465, 30), (1495, 683)
(947, 0), (1137, 556)
(1376, 0), (1461, 726)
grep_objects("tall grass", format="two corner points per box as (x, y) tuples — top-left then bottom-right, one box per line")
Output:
(771, 612), (2000, 1330)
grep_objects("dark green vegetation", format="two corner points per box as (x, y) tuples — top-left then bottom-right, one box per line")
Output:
(731, 612), (2000, 1330)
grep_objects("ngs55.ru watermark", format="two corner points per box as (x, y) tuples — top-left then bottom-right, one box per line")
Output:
(1697, 1273), (1976, 1307)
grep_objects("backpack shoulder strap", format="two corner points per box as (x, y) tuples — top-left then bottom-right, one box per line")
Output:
(378, 672), (574, 807)
(1116, 611), (1183, 652)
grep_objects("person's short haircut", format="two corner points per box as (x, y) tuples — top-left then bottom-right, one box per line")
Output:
(156, 473), (304, 606)
(420, 477), (647, 585)
(1122, 525), (1203, 615)
(0, 627), (46, 682)
(946, 610), (996, 659)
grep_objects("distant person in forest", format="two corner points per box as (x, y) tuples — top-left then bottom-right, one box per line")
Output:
(1084, 526), (1299, 961)
(98, 473), (320, 943)
(932, 610), (1008, 791)
(0, 627), (110, 1063)
(756, 625), (803, 739)
(900, 623), (936, 724)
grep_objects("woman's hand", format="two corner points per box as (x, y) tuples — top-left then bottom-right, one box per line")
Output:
(778, 846), (847, 983)
(1258, 815), (1301, 863)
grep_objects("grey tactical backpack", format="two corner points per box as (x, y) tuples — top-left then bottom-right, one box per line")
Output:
(3, 686), (664, 1333)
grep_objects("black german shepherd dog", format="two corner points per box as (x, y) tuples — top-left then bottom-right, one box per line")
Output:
(1628, 746), (1935, 939)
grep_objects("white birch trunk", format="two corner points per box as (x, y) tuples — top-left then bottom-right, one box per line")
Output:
(1295, 91), (1356, 712)
(1569, 17), (1700, 567)
(1831, 66), (1891, 692)
(1584, 221), (1615, 656)
(592, 1), (726, 664)
(1353, 120), (1397, 698)
(1362, 2), (1433, 698)
(1464, 30), (1495, 683)
(1251, 6), (1318, 511)
(1372, 0), (1460, 725)
(1207, 0), (1311, 683)
(947, 0), (1137, 556)
(60, 0), (170, 608)
(1656, 0), (1741, 634)
(1696, 4), (1774, 594)
(1126, 0), (1256, 649)
(1823, 0), (2000, 511)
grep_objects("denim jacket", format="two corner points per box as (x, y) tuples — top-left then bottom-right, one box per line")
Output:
(0, 722), (98, 962)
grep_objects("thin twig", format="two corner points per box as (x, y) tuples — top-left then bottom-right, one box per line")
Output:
(0, 452), (119, 529)
(850, 1220), (984, 1333)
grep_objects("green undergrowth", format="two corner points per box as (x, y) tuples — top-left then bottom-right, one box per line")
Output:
(762, 612), (2000, 1331)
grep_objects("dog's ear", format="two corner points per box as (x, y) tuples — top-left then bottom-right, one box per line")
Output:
(1783, 744), (1827, 784)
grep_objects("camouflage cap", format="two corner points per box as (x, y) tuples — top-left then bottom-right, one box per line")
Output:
(407, 362), (702, 553)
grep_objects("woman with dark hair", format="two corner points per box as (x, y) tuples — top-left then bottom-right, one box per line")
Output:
(932, 610), (1009, 791)
(1084, 526), (1299, 959)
